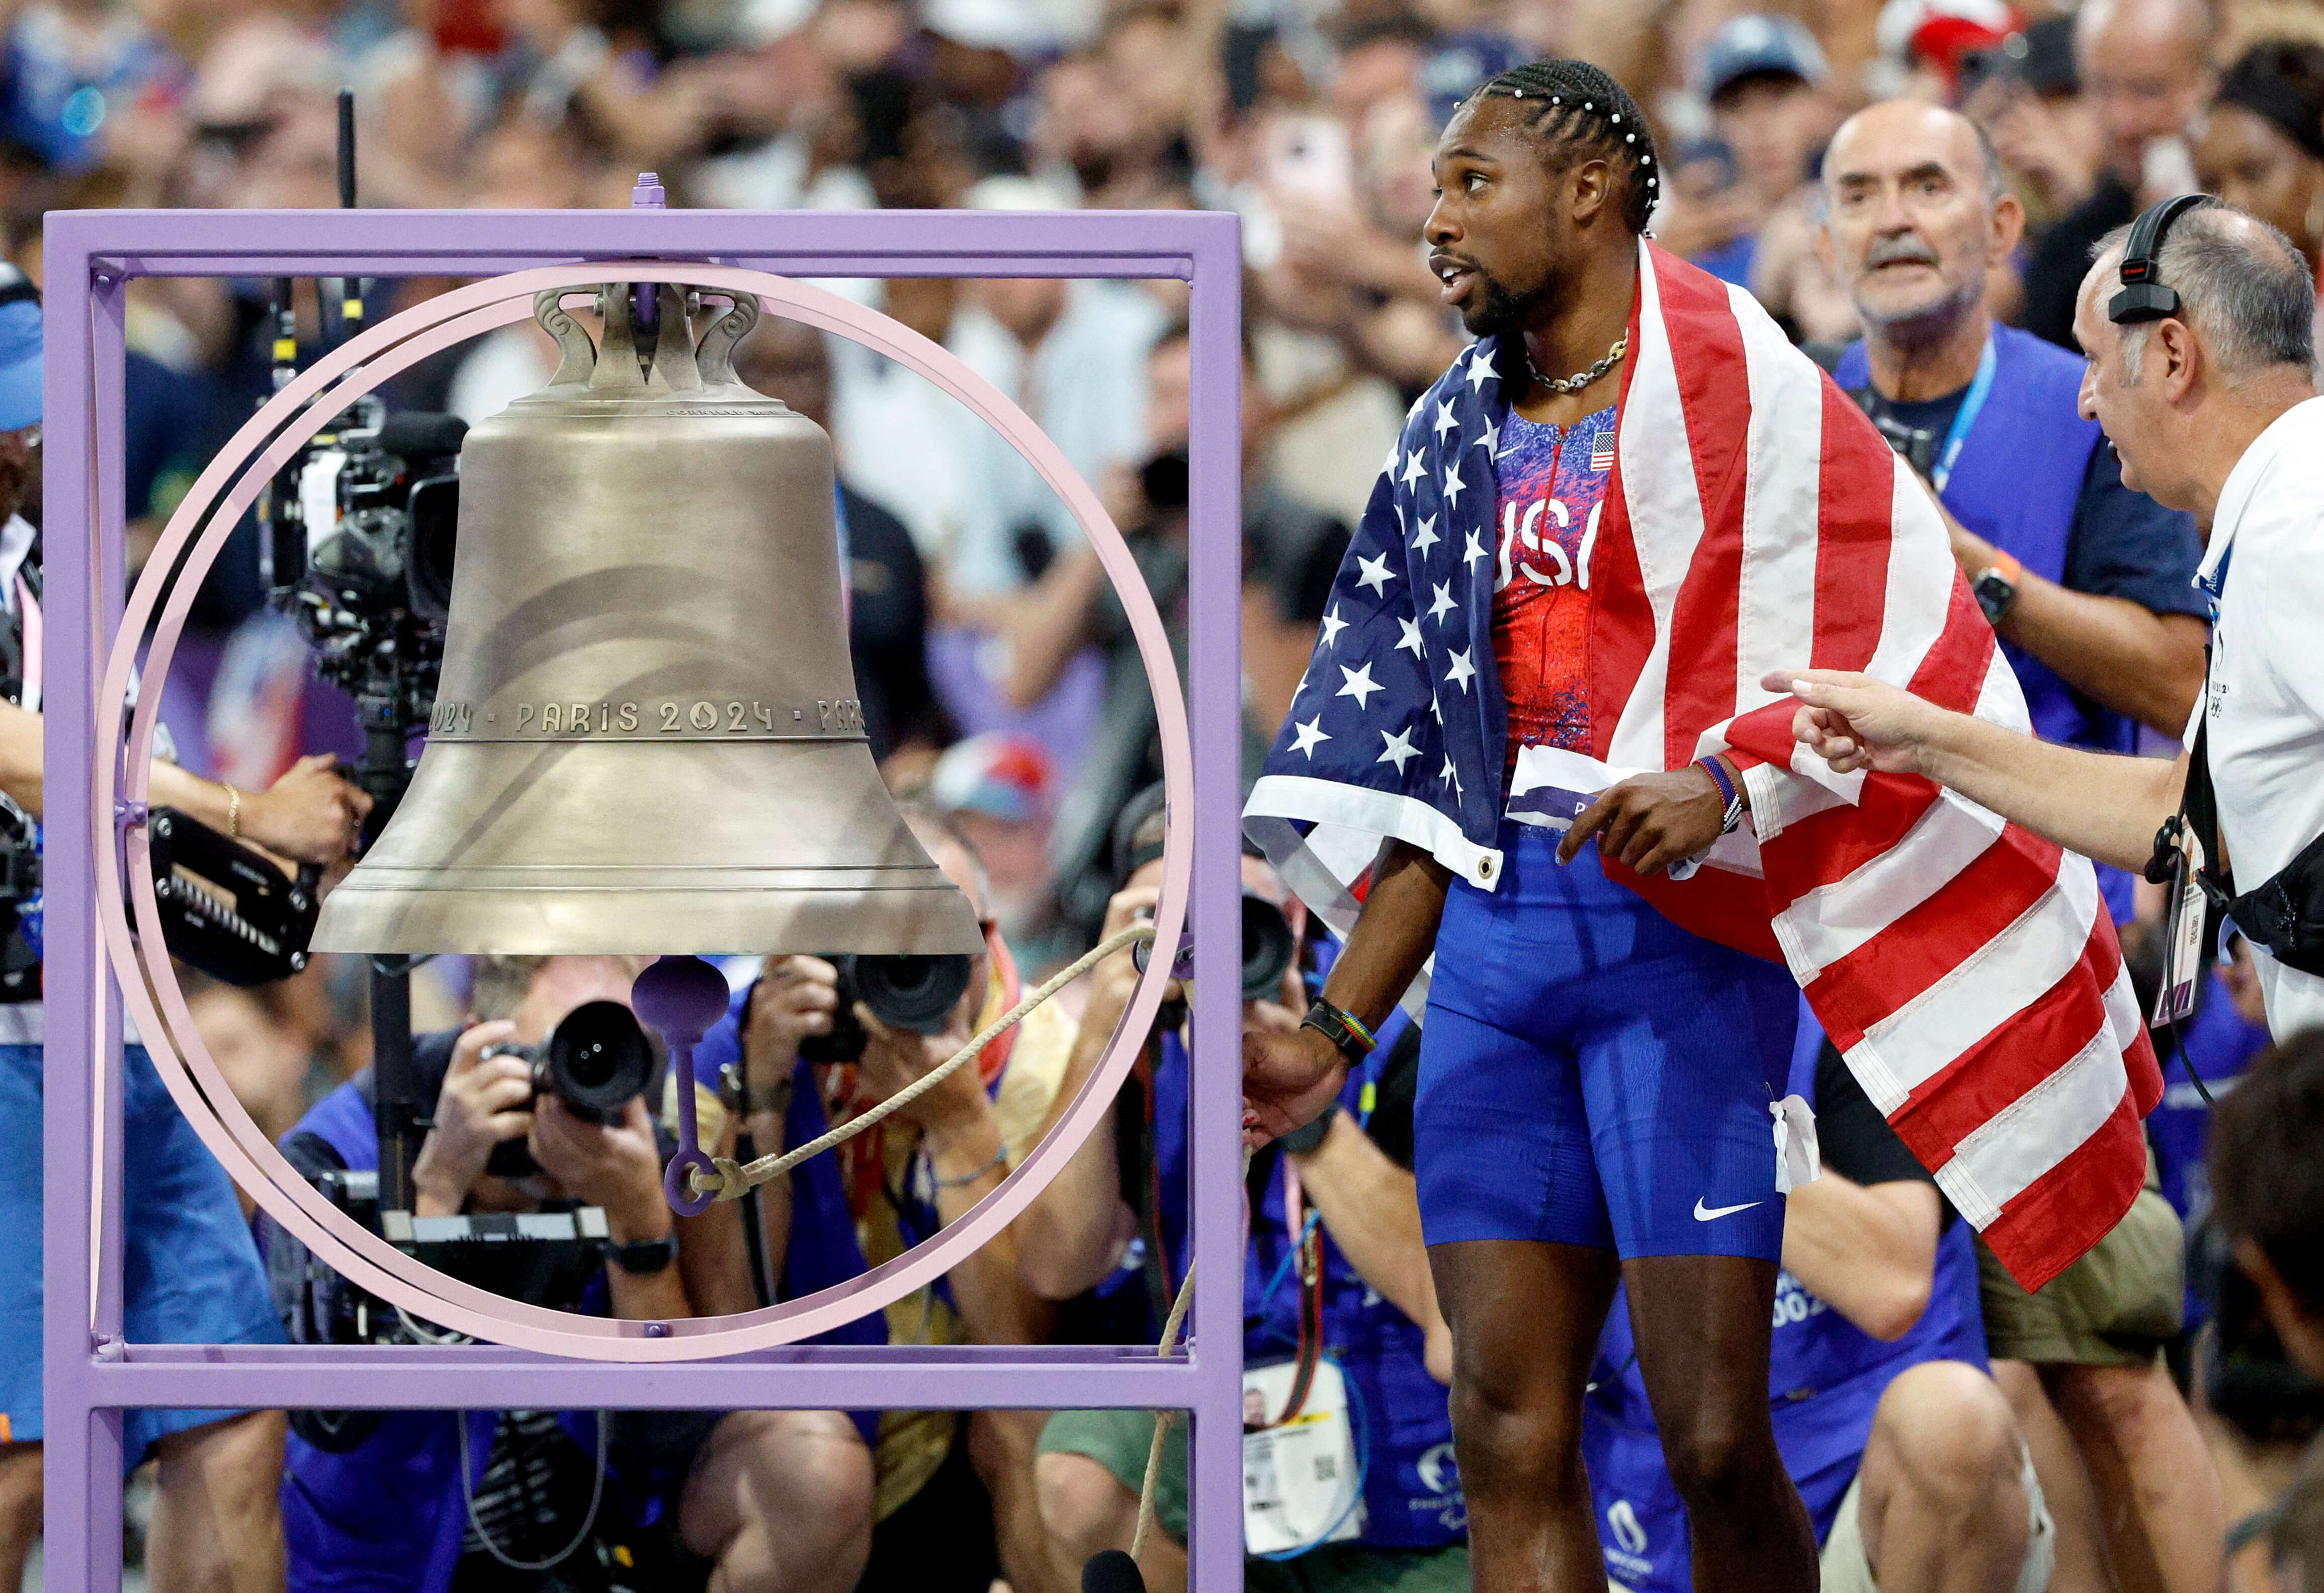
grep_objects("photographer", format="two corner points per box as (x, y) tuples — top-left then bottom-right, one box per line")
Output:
(0, 276), (367, 1593)
(273, 953), (873, 1593)
(1016, 785), (1463, 1593)
(684, 802), (1072, 1593)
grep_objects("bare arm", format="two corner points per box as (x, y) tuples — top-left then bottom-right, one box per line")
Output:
(1779, 1171), (1942, 1342)
(1000, 548), (1106, 708)
(919, 1093), (1058, 1346)
(1295, 1115), (1452, 1383)
(1764, 669), (2188, 873)
(1012, 897), (1148, 1301)
(1943, 509), (2208, 736)
(0, 699), (367, 863)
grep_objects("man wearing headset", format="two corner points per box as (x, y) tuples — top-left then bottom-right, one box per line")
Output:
(1769, 195), (2324, 1043)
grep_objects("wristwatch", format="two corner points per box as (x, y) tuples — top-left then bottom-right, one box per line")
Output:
(1972, 551), (2022, 625)
(1300, 997), (1378, 1068)
(609, 1233), (677, 1277)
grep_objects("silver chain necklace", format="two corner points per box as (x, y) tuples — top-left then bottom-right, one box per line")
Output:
(1537, 333), (1628, 396)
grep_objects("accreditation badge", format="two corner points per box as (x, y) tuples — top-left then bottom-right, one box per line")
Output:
(1242, 1357), (1362, 1555)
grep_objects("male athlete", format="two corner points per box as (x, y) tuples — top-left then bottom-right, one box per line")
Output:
(1243, 58), (2159, 1593)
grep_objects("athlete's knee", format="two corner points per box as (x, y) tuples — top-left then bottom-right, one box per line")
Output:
(1867, 1361), (2020, 1517)
(1657, 1399), (1778, 1511)
(1449, 1368), (1583, 1493)
(1037, 1450), (1142, 1559)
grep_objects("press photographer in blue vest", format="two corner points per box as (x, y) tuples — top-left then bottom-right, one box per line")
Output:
(1817, 103), (2234, 1593)
(0, 279), (371, 1592)
(1773, 197), (2324, 1041)
(1821, 102), (2211, 797)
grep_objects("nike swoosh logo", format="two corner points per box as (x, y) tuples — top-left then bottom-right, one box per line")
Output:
(1692, 1198), (1763, 1222)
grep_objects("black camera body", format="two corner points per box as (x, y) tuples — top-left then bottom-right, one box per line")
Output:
(1849, 388), (1940, 478)
(482, 999), (658, 1175)
(798, 953), (975, 1064)
(1132, 890), (1297, 1002)
(261, 398), (467, 825)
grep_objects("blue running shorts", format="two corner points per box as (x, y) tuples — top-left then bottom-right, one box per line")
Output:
(1, 1039), (286, 1464)
(1415, 821), (1799, 1262)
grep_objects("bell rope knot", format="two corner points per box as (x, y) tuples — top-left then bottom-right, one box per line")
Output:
(695, 1156), (750, 1201)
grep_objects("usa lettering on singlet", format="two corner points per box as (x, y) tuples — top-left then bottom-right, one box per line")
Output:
(1490, 405), (1615, 776)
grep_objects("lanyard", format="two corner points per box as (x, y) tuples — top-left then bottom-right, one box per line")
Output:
(2197, 541), (2233, 622)
(1930, 334), (1997, 494)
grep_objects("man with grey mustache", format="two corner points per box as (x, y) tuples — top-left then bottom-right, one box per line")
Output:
(1816, 100), (2228, 1593)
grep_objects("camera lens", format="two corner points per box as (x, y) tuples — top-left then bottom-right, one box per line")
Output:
(851, 953), (973, 1035)
(1241, 892), (1296, 1001)
(543, 999), (654, 1120)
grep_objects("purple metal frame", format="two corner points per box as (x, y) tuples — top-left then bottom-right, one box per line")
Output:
(41, 208), (1246, 1588)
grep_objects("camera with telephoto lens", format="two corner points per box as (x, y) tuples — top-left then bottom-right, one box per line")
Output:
(798, 954), (976, 1065)
(482, 999), (659, 1174)
(1130, 890), (1298, 1002)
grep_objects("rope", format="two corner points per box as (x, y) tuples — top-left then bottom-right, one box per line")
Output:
(1128, 1145), (1252, 1565)
(1131, 1254), (1199, 1562)
(691, 920), (1161, 1201)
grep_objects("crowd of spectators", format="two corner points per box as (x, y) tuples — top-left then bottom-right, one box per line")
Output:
(2, 0), (2323, 1583)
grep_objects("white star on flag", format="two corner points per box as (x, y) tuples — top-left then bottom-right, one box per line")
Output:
(1288, 716), (1331, 758)
(1337, 661), (1384, 709)
(1427, 580), (1458, 624)
(1378, 726), (1420, 774)
(1412, 514), (1439, 556)
(1430, 694), (1444, 724)
(1463, 529), (1488, 569)
(1475, 412), (1499, 455)
(1446, 648), (1477, 693)
(1319, 605), (1348, 647)
(1441, 462), (1467, 509)
(1465, 351), (1494, 392)
(1440, 756), (1460, 794)
(1355, 552), (1397, 595)
(1400, 450), (1427, 489)
(1396, 616), (1424, 656)
(1433, 398), (1458, 440)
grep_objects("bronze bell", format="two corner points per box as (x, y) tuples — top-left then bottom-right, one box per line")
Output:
(310, 283), (982, 958)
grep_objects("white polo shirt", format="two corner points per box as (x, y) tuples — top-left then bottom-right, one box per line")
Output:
(2194, 396), (2324, 1041)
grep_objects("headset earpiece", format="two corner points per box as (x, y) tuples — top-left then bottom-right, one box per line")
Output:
(2110, 193), (2217, 325)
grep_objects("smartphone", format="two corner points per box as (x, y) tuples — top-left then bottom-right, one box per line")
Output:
(1265, 114), (1355, 206)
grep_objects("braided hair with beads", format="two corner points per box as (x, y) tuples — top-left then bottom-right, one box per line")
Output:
(1464, 60), (1660, 235)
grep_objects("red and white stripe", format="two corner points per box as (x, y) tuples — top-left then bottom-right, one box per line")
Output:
(1599, 244), (2160, 1292)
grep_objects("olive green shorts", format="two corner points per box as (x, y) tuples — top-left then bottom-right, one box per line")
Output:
(1977, 1184), (2186, 1366)
(1036, 1409), (1472, 1593)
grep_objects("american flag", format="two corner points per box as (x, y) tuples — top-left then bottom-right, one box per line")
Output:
(1245, 242), (2161, 1291)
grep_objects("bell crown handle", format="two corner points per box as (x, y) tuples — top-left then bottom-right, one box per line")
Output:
(695, 292), (760, 388)
(535, 289), (598, 387)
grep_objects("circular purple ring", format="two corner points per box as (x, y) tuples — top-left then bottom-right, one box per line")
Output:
(90, 263), (1196, 1360)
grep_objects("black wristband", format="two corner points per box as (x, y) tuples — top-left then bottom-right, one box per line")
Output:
(1301, 997), (1377, 1068)
(609, 1234), (676, 1276)
(1275, 1104), (1339, 1156)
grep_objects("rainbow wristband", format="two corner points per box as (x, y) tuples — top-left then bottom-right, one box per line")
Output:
(1696, 756), (1745, 835)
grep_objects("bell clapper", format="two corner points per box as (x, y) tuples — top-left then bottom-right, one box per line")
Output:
(632, 955), (733, 1217)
